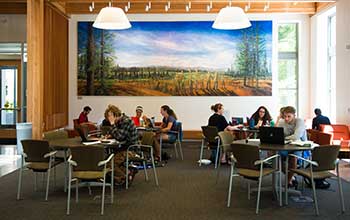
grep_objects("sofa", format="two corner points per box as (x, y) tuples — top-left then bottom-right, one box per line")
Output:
(318, 124), (350, 158)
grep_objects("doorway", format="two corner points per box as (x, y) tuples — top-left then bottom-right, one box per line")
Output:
(0, 60), (21, 126)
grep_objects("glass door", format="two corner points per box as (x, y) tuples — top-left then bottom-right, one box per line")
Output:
(0, 64), (20, 125)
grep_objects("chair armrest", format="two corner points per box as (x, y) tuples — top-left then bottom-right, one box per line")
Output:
(98, 153), (115, 167)
(289, 154), (319, 167)
(44, 151), (58, 158)
(230, 154), (237, 163)
(254, 154), (279, 165)
(67, 155), (77, 166)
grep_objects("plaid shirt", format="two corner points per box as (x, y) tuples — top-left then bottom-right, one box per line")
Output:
(110, 115), (138, 148)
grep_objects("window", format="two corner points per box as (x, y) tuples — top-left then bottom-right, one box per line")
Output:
(277, 23), (299, 111)
(327, 13), (336, 121)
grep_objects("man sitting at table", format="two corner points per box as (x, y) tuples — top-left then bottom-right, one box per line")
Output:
(106, 105), (139, 186)
(131, 106), (152, 128)
(278, 106), (307, 188)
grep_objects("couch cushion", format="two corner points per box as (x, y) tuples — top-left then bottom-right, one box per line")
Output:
(320, 124), (350, 140)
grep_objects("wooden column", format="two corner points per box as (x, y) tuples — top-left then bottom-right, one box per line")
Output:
(27, 0), (44, 139)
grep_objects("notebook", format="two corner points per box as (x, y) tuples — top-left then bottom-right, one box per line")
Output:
(259, 127), (290, 145)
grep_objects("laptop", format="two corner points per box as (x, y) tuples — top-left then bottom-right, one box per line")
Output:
(231, 117), (244, 125)
(259, 127), (290, 145)
(76, 127), (98, 143)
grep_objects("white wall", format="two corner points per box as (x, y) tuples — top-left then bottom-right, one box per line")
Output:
(68, 13), (310, 130)
(336, 0), (350, 124)
(0, 14), (26, 42)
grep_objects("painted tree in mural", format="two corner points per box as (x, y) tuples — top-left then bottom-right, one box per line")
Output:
(78, 23), (116, 95)
(235, 24), (270, 88)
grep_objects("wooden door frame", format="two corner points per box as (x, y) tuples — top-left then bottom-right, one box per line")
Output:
(0, 60), (22, 123)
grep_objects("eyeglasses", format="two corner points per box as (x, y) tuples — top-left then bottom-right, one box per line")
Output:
(259, 110), (265, 113)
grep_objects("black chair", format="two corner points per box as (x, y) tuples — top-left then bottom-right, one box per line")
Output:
(200, 126), (220, 168)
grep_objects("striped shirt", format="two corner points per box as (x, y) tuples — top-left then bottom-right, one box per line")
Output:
(110, 115), (138, 148)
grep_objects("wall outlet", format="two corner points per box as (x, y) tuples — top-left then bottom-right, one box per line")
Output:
(346, 44), (350, 50)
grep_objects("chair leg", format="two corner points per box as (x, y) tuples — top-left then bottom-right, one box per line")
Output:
(227, 163), (234, 207)
(248, 181), (251, 200)
(337, 166), (345, 213)
(101, 170), (107, 215)
(75, 179), (79, 203)
(34, 172), (37, 192)
(216, 147), (222, 184)
(151, 154), (159, 186)
(174, 142), (178, 159)
(310, 177), (319, 215)
(45, 157), (52, 201)
(54, 166), (56, 191)
(178, 141), (184, 160)
(16, 159), (24, 200)
(126, 152), (129, 189)
(199, 139), (205, 166)
(285, 156), (289, 205)
(214, 144), (220, 169)
(142, 152), (149, 181)
(256, 166), (263, 214)
(88, 183), (92, 195)
(111, 158), (114, 204)
(63, 150), (67, 192)
(66, 167), (72, 215)
(159, 135), (163, 162)
(278, 157), (282, 207)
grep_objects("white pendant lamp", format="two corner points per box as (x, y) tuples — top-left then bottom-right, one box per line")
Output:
(93, 6), (131, 30)
(212, 7), (251, 30)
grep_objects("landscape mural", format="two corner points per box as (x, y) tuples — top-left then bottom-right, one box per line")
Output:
(77, 21), (272, 96)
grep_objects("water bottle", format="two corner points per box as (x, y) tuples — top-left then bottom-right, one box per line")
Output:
(140, 118), (144, 127)
(270, 120), (275, 127)
(249, 118), (255, 129)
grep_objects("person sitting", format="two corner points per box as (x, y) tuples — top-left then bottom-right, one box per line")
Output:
(208, 103), (241, 163)
(249, 106), (272, 128)
(277, 106), (307, 188)
(275, 106), (286, 127)
(131, 106), (145, 127)
(105, 105), (139, 186)
(78, 106), (94, 125)
(158, 105), (178, 143)
(312, 108), (331, 130)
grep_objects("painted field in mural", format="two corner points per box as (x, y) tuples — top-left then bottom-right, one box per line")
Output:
(77, 21), (272, 96)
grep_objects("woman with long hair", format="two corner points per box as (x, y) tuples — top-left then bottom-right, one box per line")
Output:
(250, 106), (272, 128)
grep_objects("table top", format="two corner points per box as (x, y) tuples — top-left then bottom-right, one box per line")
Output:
(233, 127), (260, 133)
(233, 139), (314, 151)
(49, 137), (121, 150)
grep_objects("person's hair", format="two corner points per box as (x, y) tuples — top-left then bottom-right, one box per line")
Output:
(211, 103), (223, 113)
(106, 105), (122, 117)
(251, 106), (272, 123)
(314, 108), (322, 116)
(136, 106), (143, 113)
(161, 105), (177, 120)
(283, 106), (296, 115)
(83, 106), (92, 112)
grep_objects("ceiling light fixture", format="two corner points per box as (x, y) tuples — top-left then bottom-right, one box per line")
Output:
(124, 5), (128, 12)
(93, 1), (131, 30)
(165, 5), (169, 12)
(89, 1), (95, 12)
(186, 5), (190, 12)
(212, 6), (251, 30)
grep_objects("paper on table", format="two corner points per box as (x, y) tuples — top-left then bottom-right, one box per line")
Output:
(290, 140), (314, 146)
(82, 140), (101, 145)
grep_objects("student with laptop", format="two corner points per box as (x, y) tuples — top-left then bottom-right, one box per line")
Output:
(277, 106), (307, 188)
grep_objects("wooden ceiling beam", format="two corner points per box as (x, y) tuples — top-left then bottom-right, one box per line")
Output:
(66, 2), (316, 14)
(0, 3), (26, 14)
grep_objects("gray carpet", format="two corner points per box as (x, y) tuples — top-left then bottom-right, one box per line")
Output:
(0, 141), (349, 219)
